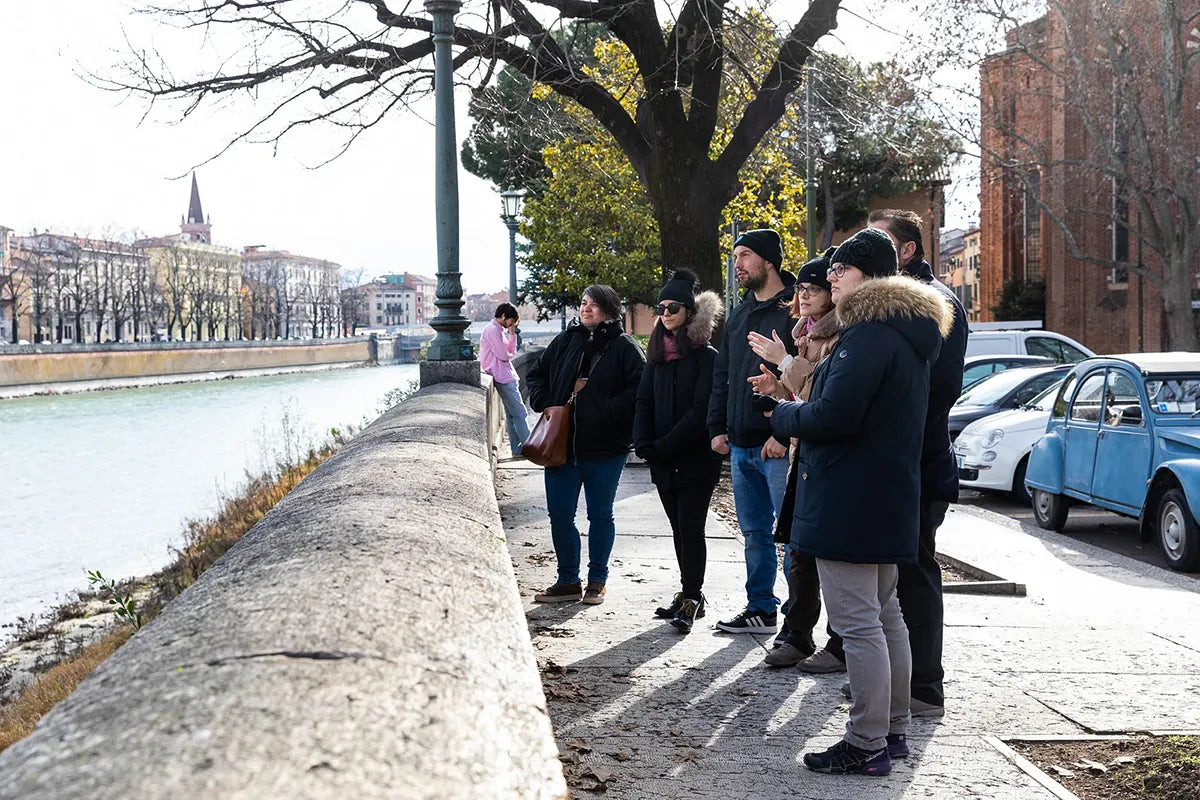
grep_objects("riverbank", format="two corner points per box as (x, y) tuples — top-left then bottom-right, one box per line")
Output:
(0, 359), (369, 399)
(0, 337), (374, 394)
(0, 434), (348, 750)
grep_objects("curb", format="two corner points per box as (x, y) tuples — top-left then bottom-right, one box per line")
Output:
(983, 735), (1082, 800)
(938, 552), (1028, 596)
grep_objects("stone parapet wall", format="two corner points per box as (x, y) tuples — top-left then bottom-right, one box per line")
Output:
(0, 338), (372, 388)
(0, 384), (567, 800)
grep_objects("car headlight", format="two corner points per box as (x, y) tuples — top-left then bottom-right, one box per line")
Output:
(982, 450), (998, 462)
(983, 429), (1005, 448)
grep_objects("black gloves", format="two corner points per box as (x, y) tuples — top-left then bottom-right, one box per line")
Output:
(751, 393), (780, 414)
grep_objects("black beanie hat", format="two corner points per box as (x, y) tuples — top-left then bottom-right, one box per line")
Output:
(658, 268), (700, 308)
(795, 251), (833, 293)
(733, 228), (783, 270)
(831, 228), (898, 278)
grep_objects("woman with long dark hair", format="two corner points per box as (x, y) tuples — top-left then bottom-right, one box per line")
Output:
(632, 269), (723, 632)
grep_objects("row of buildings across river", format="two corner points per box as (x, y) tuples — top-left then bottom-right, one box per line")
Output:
(0, 176), (444, 345)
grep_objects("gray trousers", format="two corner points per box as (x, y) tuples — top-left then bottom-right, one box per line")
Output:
(816, 559), (911, 751)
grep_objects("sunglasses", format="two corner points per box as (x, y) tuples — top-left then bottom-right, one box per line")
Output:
(654, 302), (685, 316)
(826, 263), (852, 279)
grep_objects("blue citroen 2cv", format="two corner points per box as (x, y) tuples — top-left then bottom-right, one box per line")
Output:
(1025, 353), (1200, 572)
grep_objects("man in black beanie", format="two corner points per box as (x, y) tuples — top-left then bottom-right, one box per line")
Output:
(707, 228), (797, 635)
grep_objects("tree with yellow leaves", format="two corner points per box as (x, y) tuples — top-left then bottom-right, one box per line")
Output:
(518, 22), (807, 312)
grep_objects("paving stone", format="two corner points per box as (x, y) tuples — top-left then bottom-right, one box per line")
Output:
(499, 461), (1200, 798)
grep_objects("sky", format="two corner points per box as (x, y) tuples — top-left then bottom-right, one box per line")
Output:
(0, 1), (978, 296)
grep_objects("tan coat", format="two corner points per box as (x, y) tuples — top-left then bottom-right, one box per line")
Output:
(776, 311), (840, 401)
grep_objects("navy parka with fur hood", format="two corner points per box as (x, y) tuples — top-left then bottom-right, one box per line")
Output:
(769, 276), (954, 564)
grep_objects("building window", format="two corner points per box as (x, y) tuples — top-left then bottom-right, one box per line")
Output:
(1023, 171), (1041, 281)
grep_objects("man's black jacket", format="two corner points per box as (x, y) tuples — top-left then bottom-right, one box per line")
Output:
(706, 271), (797, 449)
(904, 258), (968, 502)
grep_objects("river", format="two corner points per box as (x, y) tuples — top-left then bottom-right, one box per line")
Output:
(1, 363), (420, 635)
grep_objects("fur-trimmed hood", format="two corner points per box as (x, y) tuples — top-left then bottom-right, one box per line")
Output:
(685, 290), (723, 345)
(835, 276), (954, 362)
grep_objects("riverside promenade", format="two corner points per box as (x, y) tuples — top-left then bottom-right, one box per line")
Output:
(497, 460), (1200, 799)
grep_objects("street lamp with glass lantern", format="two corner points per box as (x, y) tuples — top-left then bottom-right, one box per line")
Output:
(499, 187), (526, 348)
(499, 187), (525, 306)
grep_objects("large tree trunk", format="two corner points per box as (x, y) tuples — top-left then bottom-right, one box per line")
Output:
(1161, 254), (1200, 351)
(644, 143), (735, 293)
(656, 204), (725, 291)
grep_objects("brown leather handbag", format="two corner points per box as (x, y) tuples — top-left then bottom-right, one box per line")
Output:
(521, 377), (588, 467)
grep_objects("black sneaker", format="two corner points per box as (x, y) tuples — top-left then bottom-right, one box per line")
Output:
(670, 596), (705, 633)
(715, 608), (777, 634)
(655, 592), (684, 618)
(887, 733), (909, 760)
(533, 582), (582, 603)
(803, 739), (892, 776)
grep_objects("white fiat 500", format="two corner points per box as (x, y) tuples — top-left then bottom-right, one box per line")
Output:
(954, 382), (1063, 502)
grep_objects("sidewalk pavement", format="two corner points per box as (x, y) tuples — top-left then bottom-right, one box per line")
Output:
(495, 461), (1200, 799)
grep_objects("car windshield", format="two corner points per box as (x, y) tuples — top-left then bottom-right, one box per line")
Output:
(1027, 382), (1061, 411)
(1145, 377), (1200, 413)
(956, 368), (1049, 406)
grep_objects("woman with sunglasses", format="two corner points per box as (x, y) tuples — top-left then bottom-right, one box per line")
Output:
(632, 269), (723, 632)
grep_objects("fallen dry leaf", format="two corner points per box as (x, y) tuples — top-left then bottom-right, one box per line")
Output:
(609, 747), (633, 762)
(738, 689), (759, 697)
(1073, 759), (1108, 774)
(1048, 764), (1076, 778)
(675, 748), (703, 763)
(586, 766), (613, 782)
(568, 738), (592, 753)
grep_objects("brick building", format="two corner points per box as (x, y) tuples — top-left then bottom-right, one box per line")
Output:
(979, 4), (1200, 353)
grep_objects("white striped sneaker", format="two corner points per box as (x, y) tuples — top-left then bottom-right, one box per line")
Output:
(715, 608), (777, 634)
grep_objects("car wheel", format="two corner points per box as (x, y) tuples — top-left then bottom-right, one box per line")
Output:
(1032, 488), (1069, 531)
(1010, 457), (1032, 505)
(1157, 488), (1200, 572)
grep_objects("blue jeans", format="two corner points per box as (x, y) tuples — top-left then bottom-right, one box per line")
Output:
(544, 452), (628, 585)
(730, 444), (789, 613)
(495, 380), (531, 456)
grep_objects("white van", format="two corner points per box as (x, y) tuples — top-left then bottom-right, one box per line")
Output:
(965, 330), (1094, 363)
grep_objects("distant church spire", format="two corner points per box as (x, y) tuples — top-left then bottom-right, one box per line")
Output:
(187, 173), (205, 225)
(181, 172), (212, 244)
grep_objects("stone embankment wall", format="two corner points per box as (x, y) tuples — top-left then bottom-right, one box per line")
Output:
(0, 338), (373, 388)
(0, 382), (566, 800)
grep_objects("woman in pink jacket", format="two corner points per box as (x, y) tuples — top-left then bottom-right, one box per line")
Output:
(480, 303), (530, 457)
